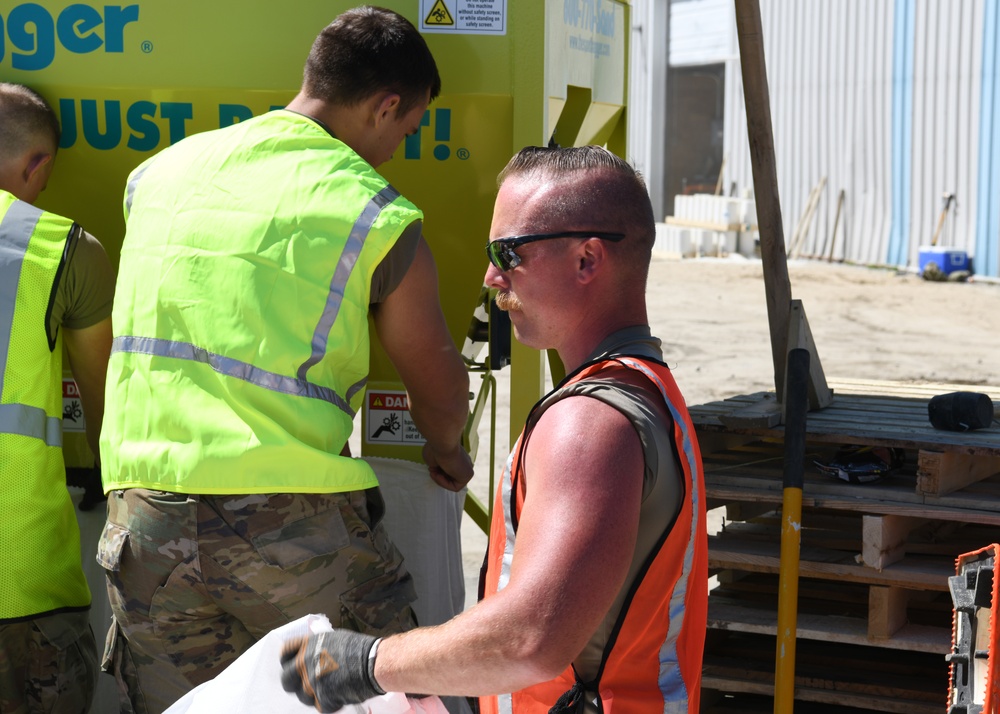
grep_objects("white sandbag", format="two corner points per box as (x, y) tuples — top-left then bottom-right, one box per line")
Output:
(365, 457), (466, 628)
(164, 614), (448, 714)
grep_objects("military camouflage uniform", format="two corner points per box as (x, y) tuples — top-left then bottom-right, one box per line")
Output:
(0, 610), (97, 713)
(97, 487), (417, 714)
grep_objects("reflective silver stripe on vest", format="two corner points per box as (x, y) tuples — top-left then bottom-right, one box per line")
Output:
(618, 358), (699, 714)
(0, 203), (65, 446)
(0, 403), (63, 446)
(0, 201), (43, 398)
(124, 163), (151, 217)
(297, 184), (400, 381)
(495, 446), (518, 714)
(345, 377), (367, 405)
(497, 693), (513, 714)
(497, 445), (518, 593)
(112, 335), (355, 416)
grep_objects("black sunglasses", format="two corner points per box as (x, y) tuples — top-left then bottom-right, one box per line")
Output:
(485, 231), (626, 271)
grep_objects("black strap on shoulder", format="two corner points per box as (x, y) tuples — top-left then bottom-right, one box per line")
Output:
(44, 222), (81, 351)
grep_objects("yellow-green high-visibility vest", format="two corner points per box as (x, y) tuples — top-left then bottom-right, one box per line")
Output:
(0, 190), (91, 621)
(101, 111), (423, 494)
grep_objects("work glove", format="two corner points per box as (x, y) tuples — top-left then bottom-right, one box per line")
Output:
(280, 630), (384, 713)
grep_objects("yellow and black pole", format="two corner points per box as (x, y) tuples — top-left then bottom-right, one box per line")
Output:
(774, 347), (810, 713)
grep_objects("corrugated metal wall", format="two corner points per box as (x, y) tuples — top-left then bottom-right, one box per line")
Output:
(716, 0), (999, 276)
(627, 0), (670, 220)
(670, 0), (733, 66)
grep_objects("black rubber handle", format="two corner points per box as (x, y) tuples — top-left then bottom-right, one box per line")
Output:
(783, 348), (811, 490)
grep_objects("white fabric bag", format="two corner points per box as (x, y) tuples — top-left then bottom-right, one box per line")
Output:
(365, 456), (467, 627)
(164, 614), (448, 714)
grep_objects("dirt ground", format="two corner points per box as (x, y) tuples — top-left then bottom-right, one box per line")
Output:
(458, 254), (1000, 602)
(647, 255), (1000, 405)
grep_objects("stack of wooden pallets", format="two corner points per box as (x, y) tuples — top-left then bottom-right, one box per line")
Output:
(688, 380), (1000, 714)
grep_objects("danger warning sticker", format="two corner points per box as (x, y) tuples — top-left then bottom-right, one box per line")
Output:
(420, 0), (506, 35)
(366, 390), (426, 444)
(62, 378), (85, 433)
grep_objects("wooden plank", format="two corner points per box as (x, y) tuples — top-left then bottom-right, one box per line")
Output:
(724, 502), (776, 522)
(707, 600), (951, 653)
(785, 299), (834, 411)
(862, 514), (927, 570)
(734, 0), (793, 403)
(697, 432), (759, 456)
(700, 674), (943, 714)
(869, 586), (909, 640)
(703, 623), (950, 712)
(719, 398), (783, 428)
(717, 513), (865, 552)
(703, 653), (949, 712)
(827, 378), (1000, 400)
(700, 438), (1000, 522)
(706, 481), (1000, 526)
(664, 216), (752, 232)
(689, 390), (1000, 456)
(916, 450), (1000, 496)
(709, 538), (950, 591)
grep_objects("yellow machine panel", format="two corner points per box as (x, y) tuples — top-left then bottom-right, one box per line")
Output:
(1, 0), (630, 476)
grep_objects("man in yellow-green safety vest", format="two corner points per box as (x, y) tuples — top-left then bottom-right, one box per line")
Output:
(96, 6), (473, 713)
(0, 83), (115, 714)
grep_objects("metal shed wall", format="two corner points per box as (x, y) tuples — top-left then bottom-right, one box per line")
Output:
(719, 0), (998, 276)
(627, 0), (671, 220)
(670, 0), (733, 66)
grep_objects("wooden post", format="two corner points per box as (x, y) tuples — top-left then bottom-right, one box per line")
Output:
(735, 0), (793, 402)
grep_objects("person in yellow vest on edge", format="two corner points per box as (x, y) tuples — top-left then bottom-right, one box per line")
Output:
(281, 146), (709, 714)
(96, 6), (473, 713)
(0, 83), (115, 713)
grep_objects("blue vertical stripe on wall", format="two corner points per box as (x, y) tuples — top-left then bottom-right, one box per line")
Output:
(977, 0), (1000, 278)
(888, 0), (914, 266)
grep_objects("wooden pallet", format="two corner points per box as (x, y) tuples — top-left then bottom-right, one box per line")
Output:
(702, 631), (949, 714)
(690, 379), (1000, 712)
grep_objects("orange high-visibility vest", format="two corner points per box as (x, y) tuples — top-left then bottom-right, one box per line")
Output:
(480, 356), (708, 714)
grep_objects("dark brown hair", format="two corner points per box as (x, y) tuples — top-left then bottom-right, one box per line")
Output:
(303, 6), (441, 116)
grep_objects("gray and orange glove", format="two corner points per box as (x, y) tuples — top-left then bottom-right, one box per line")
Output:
(280, 630), (384, 712)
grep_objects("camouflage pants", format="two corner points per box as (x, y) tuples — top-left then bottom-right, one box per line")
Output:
(97, 487), (417, 714)
(0, 609), (97, 714)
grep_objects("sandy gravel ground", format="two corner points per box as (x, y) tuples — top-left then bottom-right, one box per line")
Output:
(458, 254), (1000, 605)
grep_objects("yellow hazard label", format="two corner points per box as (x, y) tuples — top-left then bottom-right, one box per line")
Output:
(425, 0), (455, 26)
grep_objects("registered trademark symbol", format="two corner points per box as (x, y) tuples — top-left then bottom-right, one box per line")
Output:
(457, 148), (470, 160)
(141, 40), (153, 53)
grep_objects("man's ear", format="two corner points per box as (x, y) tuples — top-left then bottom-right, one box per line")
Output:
(24, 152), (53, 185)
(372, 92), (402, 127)
(576, 238), (606, 284)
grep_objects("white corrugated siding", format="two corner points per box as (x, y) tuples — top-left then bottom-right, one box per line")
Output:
(670, 0), (734, 66)
(627, 0), (671, 219)
(715, 0), (993, 274)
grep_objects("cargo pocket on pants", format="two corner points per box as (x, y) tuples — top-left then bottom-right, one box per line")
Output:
(340, 570), (418, 636)
(97, 522), (130, 572)
(251, 507), (351, 570)
(101, 619), (145, 714)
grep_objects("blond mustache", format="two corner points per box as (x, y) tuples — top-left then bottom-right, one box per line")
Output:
(494, 291), (522, 311)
